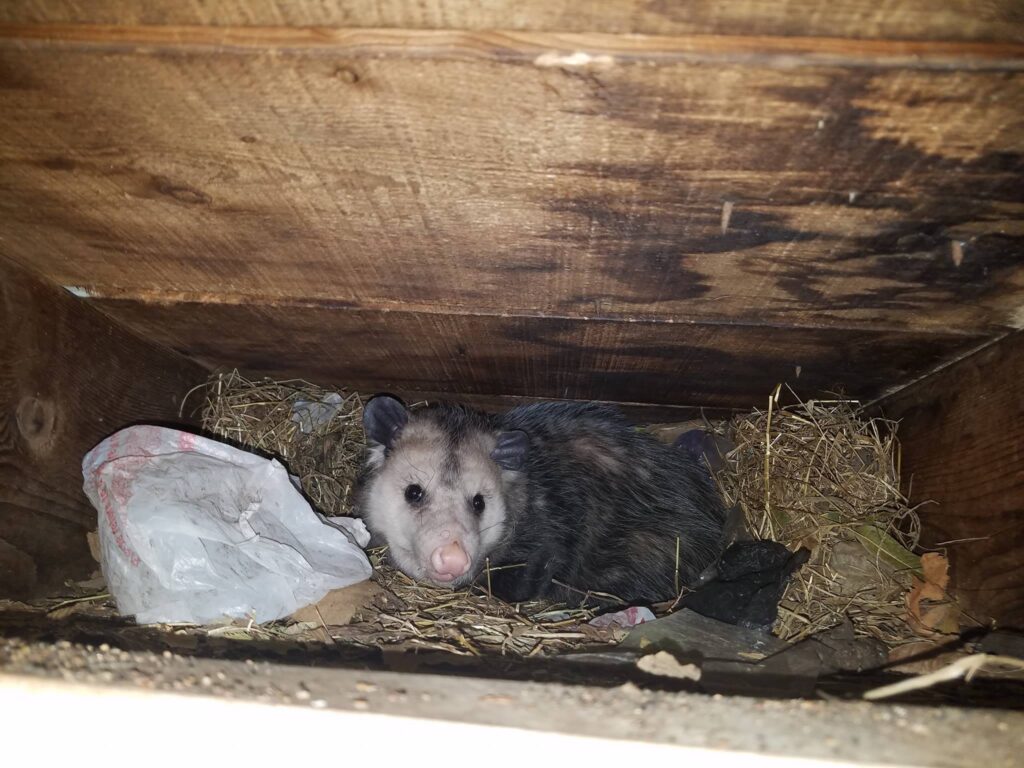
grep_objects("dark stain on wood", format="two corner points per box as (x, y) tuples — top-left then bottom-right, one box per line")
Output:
(0, 45), (1020, 335)
(545, 65), (1024, 323)
(36, 154), (213, 206)
(545, 189), (832, 304)
(37, 156), (76, 172)
(877, 332), (1024, 628)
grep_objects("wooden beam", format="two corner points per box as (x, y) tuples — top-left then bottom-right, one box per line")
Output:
(3, 25), (1024, 68)
(878, 331), (1024, 628)
(1, 1), (1021, 42)
(0, 259), (206, 598)
(0, 33), (1021, 336)
(97, 297), (988, 409)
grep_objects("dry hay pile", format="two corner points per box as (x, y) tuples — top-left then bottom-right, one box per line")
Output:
(186, 370), (365, 516)
(200, 554), (605, 658)
(336, 550), (605, 657)
(715, 386), (928, 645)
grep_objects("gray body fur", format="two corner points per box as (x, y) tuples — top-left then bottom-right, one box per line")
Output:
(356, 398), (727, 605)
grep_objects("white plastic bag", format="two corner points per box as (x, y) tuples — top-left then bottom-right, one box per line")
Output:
(82, 425), (372, 625)
(291, 392), (345, 434)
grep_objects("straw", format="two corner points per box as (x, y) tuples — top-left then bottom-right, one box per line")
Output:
(714, 386), (928, 644)
(189, 370), (365, 516)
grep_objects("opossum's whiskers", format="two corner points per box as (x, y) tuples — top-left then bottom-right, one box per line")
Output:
(485, 557), (492, 598)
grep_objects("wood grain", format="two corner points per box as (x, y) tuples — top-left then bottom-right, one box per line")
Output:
(878, 332), (1024, 627)
(4, 25), (1024, 67)
(96, 298), (988, 409)
(0, 259), (206, 598)
(0, 35), (1021, 335)
(1, 1), (1021, 42)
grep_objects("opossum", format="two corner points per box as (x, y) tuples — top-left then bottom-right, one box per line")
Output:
(355, 395), (728, 605)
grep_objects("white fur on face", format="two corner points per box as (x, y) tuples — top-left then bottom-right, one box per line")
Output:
(361, 422), (509, 587)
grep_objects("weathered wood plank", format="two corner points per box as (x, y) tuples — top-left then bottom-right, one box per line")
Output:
(95, 298), (988, 409)
(879, 332), (1024, 627)
(4, 25), (1024, 67)
(1, 1), (1021, 42)
(0, 38), (1021, 334)
(0, 259), (206, 598)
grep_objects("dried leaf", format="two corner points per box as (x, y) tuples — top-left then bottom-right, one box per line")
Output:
(921, 603), (961, 635)
(86, 531), (101, 563)
(291, 581), (385, 627)
(905, 553), (955, 636)
(851, 525), (922, 575)
(920, 552), (949, 595)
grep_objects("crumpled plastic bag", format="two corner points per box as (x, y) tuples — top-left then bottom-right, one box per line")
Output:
(589, 606), (656, 629)
(81, 425), (373, 625)
(291, 392), (345, 434)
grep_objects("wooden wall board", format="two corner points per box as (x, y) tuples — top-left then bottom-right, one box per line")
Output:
(1, 1), (1022, 42)
(98, 298), (989, 409)
(0, 258), (206, 598)
(878, 331), (1024, 627)
(0, 31), (1022, 339)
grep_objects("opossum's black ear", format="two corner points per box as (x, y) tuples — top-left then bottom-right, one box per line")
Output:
(491, 430), (529, 471)
(364, 394), (409, 449)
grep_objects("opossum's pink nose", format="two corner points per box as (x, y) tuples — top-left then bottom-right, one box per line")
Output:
(430, 541), (470, 581)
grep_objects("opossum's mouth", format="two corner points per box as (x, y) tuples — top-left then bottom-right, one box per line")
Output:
(423, 566), (477, 590)
(425, 568), (475, 587)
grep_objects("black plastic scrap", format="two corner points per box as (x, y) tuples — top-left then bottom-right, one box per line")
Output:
(671, 429), (810, 631)
(681, 540), (812, 632)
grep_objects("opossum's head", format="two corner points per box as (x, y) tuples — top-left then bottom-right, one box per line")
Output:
(357, 395), (528, 589)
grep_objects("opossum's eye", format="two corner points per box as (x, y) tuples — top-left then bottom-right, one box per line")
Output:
(404, 484), (425, 505)
(472, 494), (486, 514)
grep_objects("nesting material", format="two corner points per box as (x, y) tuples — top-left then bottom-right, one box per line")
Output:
(187, 370), (365, 516)
(193, 559), (607, 657)
(715, 386), (928, 645)
(321, 550), (606, 657)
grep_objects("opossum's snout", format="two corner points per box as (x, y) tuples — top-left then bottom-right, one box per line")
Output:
(429, 540), (471, 582)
